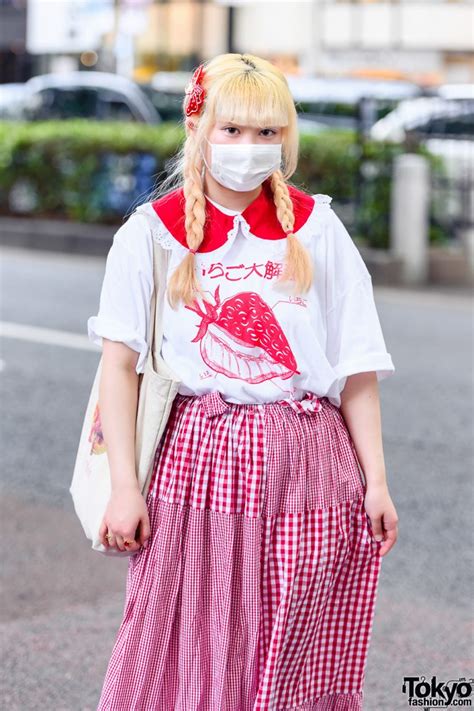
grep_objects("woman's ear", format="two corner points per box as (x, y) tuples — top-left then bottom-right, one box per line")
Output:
(186, 119), (196, 133)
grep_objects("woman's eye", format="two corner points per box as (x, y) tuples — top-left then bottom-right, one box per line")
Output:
(223, 127), (276, 136)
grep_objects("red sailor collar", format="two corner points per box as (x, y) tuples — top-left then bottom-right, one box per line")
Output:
(150, 177), (315, 254)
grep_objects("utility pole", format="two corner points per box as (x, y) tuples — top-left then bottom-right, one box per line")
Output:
(227, 6), (235, 54)
(303, 0), (323, 76)
(113, 0), (135, 78)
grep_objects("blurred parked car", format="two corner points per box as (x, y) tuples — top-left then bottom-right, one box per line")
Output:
(141, 71), (190, 122)
(370, 96), (474, 143)
(435, 83), (474, 101)
(370, 96), (474, 230)
(286, 75), (423, 131)
(0, 71), (162, 123)
(0, 83), (30, 119)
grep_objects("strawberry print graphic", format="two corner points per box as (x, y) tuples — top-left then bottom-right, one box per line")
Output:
(88, 402), (107, 455)
(185, 285), (300, 384)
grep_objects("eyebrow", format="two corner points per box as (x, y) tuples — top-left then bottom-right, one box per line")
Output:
(220, 123), (278, 129)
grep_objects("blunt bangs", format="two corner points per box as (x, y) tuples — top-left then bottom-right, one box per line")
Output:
(209, 73), (290, 128)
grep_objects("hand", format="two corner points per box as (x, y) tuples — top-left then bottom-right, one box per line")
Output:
(99, 485), (151, 553)
(364, 481), (399, 557)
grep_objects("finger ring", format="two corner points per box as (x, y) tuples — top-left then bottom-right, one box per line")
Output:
(105, 533), (114, 540)
(124, 539), (134, 546)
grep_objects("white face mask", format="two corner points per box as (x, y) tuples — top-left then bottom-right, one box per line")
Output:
(201, 137), (282, 192)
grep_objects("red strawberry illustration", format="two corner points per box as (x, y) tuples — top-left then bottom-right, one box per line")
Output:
(185, 285), (300, 384)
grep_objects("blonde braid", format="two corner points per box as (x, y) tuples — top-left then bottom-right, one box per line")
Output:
(166, 137), (207, 309)
(270, 171), (314, 293)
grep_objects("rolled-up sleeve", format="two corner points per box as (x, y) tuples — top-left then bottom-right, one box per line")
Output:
(325, 210), (395, 392)
(87, 213), (153, 374)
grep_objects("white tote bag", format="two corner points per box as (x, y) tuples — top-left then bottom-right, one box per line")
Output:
(69, 236), (182, 556)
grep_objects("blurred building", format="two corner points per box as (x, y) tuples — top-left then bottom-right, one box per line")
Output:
(0, 0), (32, 83)
(218, 0), (474, 85)
(0, 0), (472, 85)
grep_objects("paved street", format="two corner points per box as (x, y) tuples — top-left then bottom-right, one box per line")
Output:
(0, 245), (473, 710)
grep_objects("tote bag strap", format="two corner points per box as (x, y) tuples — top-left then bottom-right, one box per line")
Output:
(147, 239), (173, 372)
(151, 240), (169, 361)
(135, 204), (178, 380)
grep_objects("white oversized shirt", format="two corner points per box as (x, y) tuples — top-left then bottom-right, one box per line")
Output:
(87, 180), (395, 408)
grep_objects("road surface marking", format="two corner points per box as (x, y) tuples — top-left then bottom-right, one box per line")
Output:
(0, 321), (99, 351)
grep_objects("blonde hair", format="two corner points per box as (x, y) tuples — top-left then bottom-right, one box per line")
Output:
(145, 52), (313, 309)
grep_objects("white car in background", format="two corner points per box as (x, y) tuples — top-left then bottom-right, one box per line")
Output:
(0, 83), (30, 119)
(0, 71), (162, 124)
(369, 96), (473, 179)
(370, 95), (474, 229)
(435, 83), (474, 101)
(286, 75), (422, 131)
(369, 96), (473, 142)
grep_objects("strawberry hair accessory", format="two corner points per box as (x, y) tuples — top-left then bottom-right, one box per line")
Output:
(184, 64), (206, 117)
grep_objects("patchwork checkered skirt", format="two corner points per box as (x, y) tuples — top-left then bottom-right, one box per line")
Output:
(97, 390), (383, 711)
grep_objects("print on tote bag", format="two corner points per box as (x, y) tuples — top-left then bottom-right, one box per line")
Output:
(89, 402), (107, 456)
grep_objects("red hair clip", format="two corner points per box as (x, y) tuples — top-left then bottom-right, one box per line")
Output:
(184, 64), (206, 117)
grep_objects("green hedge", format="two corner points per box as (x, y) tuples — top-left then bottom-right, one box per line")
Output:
(0, 119), (446, 247)
(0, 120), (183, 223)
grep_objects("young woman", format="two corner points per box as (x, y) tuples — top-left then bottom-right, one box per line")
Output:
(88, 53), (399, 711)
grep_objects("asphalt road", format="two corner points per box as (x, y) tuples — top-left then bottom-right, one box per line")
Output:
(1, 245), (473, 710)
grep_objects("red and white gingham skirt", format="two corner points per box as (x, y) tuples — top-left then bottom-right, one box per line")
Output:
(97, 391), (383, 711)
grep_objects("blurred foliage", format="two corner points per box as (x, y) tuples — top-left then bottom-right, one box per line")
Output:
(0, 119), (184, 224)
(0, 119), (448, 246)
(296, 128), (448, 248)
(296, 129), (359, 201)
(353, 137), (446, 248)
